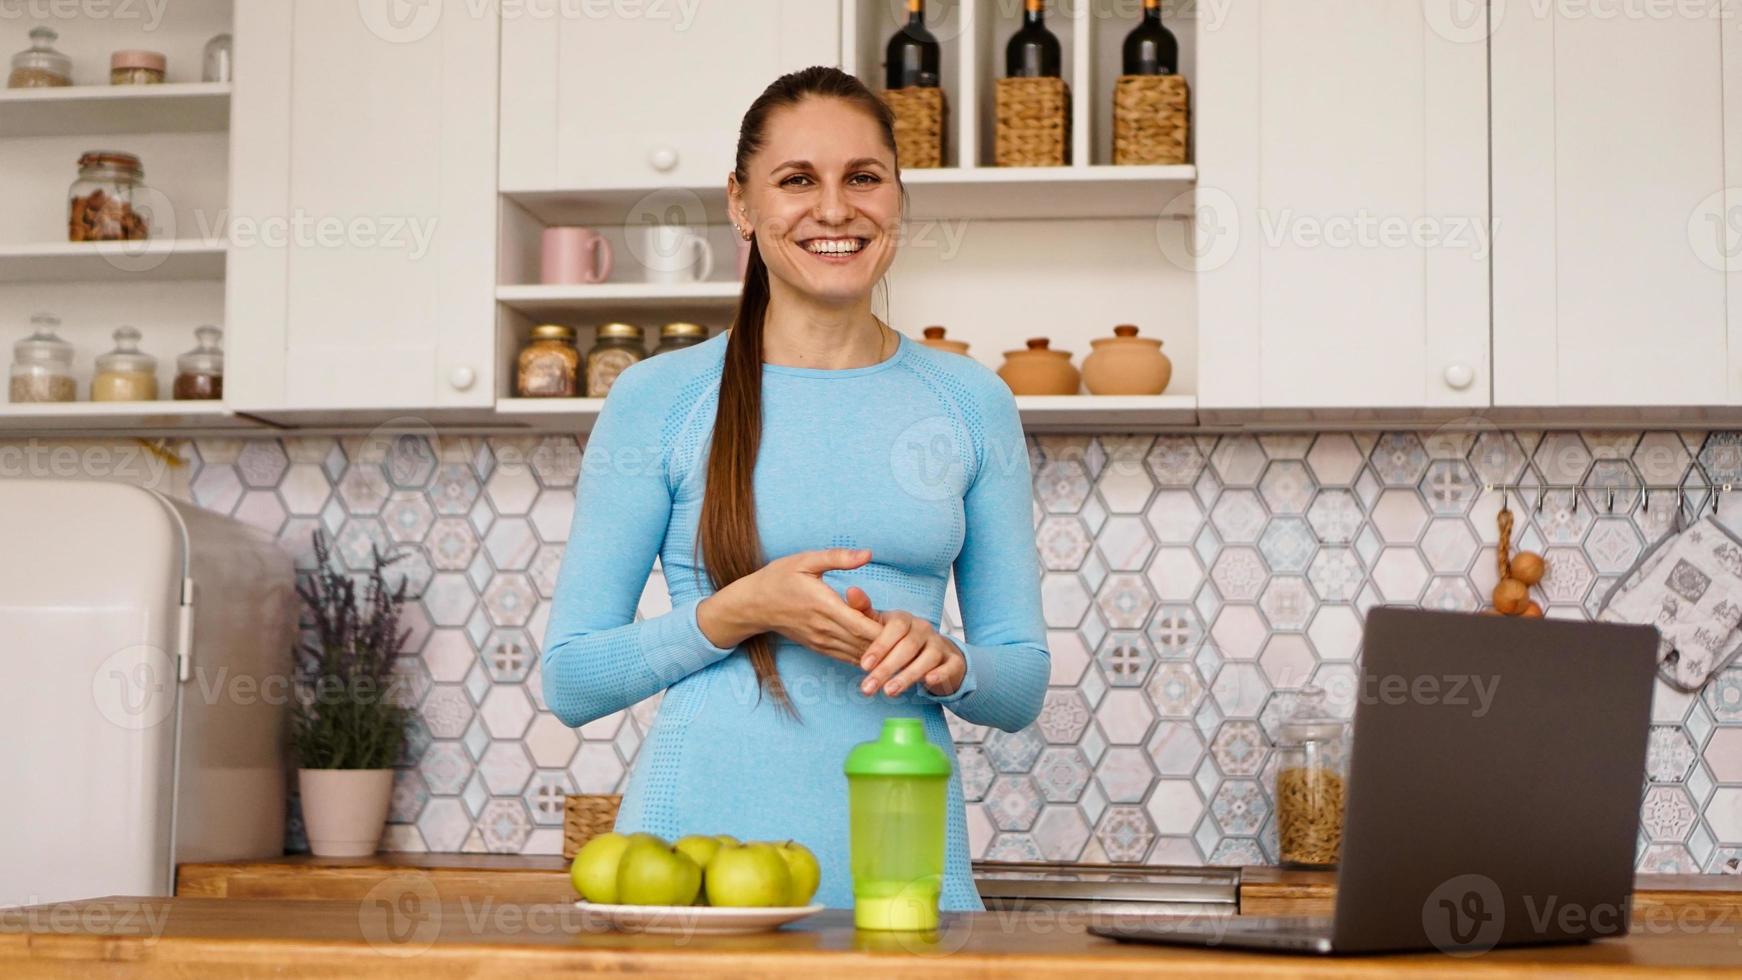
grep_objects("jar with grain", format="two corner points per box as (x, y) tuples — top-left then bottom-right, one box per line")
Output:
(651, 322), (707, 356)
(173, 325), (224, 400)
(9, 314), (76, 404)
(8, 27), (71, 88)
(69, 151), (150, 242)
(1274, 685), (1348, 869)
(586, 322), (644, 398)
(110, 49), (165, 85)
(516, 324), (580, 398)
(91, 326), (157, 402)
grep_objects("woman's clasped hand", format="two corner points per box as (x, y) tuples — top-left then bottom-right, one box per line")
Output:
(696, 548), (966, 699)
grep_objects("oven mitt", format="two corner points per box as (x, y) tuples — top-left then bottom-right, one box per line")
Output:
(1597, 516), (1742, 691)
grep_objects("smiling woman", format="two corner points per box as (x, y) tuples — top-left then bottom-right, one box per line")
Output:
(540, 66), (1049, 913)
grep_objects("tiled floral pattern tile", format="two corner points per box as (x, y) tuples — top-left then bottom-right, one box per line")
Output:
(97, 430), (1735, 871)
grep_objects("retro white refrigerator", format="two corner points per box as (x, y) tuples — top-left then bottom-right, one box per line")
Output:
(0, 479), (299, 908)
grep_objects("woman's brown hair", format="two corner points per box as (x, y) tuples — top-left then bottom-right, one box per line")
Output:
(701, 66), (900, 716)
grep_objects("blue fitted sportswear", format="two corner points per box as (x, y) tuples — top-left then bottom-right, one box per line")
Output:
(541, 330), (1049, 911)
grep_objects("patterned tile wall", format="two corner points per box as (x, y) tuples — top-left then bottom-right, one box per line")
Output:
(137, 430), (1742, 869)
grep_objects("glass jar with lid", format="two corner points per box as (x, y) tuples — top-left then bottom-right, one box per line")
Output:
(651, 322), (708, 356)
(9, 313), (76, 403)
(173, 325), (224, 400)
(516, 324), (580, 398)
(202, 33), (233, 83)
(586, 323), (645, 398)
(91, 326), (158, 402)
(110, 49), (165, 85)
(69, 151), (150, 242)
(1274, 685), (1348, 869)
(8, 26), (71, 88)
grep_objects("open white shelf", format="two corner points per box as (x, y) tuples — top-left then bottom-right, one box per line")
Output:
(497, 393), (1198, 433)
(505, 164), (1195, 226)
(497, 281), (742, 319)
(0, 400), (253, 433)
(0, 240), (227, 284)
(0, 83), (232, 138)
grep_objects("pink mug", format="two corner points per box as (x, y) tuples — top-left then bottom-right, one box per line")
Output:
(542, 227), (613, 285)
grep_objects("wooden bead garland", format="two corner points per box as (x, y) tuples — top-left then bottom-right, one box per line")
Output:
(1490, 496), (1548, 616)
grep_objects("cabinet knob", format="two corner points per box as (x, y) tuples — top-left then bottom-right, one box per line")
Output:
(449, 366), (476, 391)
(1443, 363), (1475, 391)
(648, 147), (679, 173)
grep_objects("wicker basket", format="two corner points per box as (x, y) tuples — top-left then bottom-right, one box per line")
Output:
(1113, 74), (1190, 165)
(562, 793), (622, 860)
(883, 86), (947, 169)
(995, 76), (1071, 167)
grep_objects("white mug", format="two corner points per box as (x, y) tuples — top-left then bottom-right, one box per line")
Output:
(637, 224), (715, 284)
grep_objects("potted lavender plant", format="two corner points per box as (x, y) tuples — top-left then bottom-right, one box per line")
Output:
(291, 531), (417, 856)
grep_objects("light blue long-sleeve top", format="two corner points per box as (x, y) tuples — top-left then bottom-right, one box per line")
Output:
(541, 330), (1049, 911)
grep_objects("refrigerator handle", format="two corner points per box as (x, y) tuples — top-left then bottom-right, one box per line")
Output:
(177, 577), (195, 683)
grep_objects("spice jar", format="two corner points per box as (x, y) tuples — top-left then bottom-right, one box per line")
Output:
(1274, 685), (1348, 869)
(202, 34), (232, 83)
(516, 324), (580, 398)
(69, 151), (150, 242)
(110, 50), (165, 85)
(8, 27), (72, 88)
(651, 322), (707, 356)
(172, 325), (224, 400)
(586, 322), (645, 398)
(9, 314), (76, 404)
(91, 326), (158, 402)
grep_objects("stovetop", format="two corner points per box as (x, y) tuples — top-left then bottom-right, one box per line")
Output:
(970, 860), (1240, 912)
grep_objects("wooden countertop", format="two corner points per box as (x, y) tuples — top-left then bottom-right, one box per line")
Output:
(180, 855), (1742, 919)
(1239, 867), (1742, 917)
(10, 894), (1742, 978)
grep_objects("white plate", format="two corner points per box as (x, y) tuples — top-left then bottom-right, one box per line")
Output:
(573, 900), (826, 935)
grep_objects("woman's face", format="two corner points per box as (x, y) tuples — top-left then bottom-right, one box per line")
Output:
(730, 97), (902, 308)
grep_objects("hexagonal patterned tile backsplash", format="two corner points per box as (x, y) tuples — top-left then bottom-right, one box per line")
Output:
(158, 430), (1742, 871)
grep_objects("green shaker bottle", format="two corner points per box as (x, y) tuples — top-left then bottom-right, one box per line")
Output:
(842, 717), (951, 931)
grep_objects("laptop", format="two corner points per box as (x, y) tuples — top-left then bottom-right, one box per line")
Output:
(1091, 606), (1659, 955)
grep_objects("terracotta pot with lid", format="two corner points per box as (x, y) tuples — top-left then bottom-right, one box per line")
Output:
(1083, 324), (1172, 395)
(997, 338), (1079, 396)
(918, 325), (969, 355)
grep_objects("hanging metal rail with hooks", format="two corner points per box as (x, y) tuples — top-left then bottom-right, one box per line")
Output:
(1480, 482), (1737, 519)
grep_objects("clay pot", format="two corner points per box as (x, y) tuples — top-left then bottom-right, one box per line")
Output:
(1082, 324), (1172, 396)
(997, 338), (1079, 396)
(918, 325), (969, 355)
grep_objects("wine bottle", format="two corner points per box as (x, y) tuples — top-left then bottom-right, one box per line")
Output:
(1123, 0), (1179, 76)
(1005, 0), (1061, 79)
(885, 0), (941, 89)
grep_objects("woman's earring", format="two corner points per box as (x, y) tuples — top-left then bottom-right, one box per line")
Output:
(738, 225), (752, 241)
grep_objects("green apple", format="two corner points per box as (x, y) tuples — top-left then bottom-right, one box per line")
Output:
(674, 834), (723, 871)
(705, 842), (793, 908)
(713, 834), (740, 848)
(570, 832), (630, 904)
(616, 840), (702, 906)
(773, 840), (821, 906)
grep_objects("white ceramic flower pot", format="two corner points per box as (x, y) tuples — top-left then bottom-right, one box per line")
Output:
(298, 768), (394, 857)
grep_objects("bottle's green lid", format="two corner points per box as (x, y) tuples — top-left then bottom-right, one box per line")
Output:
(843, 718), (951, 777)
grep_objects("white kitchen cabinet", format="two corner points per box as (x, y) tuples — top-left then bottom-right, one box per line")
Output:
(227, 0), (498, 413)
(1195, 0), (1489, 414)
(1493, 8), (1730, 407)
(499, 1), (840, 191)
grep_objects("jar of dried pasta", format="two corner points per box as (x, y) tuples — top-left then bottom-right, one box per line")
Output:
(1274, 685), (1347, 869)
(585, 322), (644, 398)
(516, 324), (580, 397)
